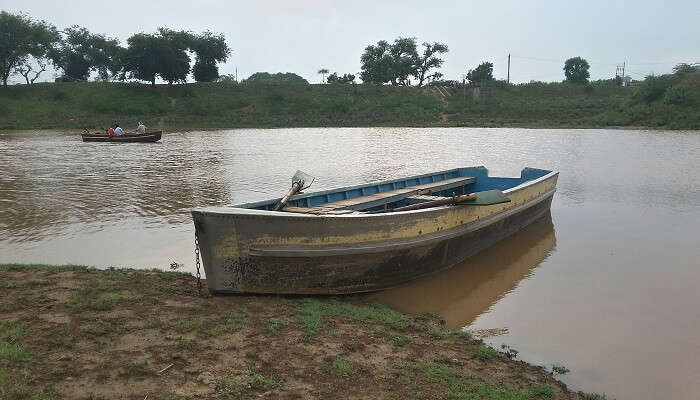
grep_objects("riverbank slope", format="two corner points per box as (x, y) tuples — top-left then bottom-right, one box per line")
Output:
(0, 264), (600, 400)
(1, 74), (698, 130)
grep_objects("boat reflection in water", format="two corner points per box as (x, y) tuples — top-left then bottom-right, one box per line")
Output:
(371, 212), (556, 330)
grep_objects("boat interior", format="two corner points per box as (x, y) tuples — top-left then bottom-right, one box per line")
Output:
(238, 167), (552, 215)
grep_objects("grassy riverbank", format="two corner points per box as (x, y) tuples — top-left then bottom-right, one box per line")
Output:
(0, 74), (698, 130)
(0, 264), (607, 400)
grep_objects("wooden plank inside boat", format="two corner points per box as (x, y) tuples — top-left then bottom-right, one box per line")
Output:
(284, 176), (475, 213)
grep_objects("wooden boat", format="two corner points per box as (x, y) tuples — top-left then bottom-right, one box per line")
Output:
(81, 131), (162, 143)
(191, 166), (558, 294)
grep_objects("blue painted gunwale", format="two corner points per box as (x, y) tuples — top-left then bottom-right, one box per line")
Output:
(235, 166), (552, 211)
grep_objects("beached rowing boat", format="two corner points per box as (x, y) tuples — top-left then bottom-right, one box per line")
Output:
(81, 131), (162, 143)
(191, 166), (558, 294)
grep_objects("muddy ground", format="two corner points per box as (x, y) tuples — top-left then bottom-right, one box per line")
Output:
(0, 264), (591, 400)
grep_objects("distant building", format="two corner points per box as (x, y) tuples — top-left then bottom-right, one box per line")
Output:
(621, 75), (632, 87)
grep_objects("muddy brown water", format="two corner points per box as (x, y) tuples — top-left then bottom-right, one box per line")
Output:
(1, 127), (699, 399)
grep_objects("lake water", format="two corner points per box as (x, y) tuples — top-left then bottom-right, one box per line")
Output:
(1, 127), (699, 399)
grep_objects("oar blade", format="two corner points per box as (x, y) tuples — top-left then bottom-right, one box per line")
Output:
(469, 189), (511, 205)
(292, 170), (315, 190)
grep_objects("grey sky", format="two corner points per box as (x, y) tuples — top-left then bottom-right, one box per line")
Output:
(3, 0), (699, 84)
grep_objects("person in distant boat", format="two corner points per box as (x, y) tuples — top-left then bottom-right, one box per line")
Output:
(108, 125), (115, 136)
(114, 124), (124, 136)
(136, 121), (146, 134)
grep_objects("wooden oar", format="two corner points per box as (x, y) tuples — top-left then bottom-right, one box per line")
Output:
(274, 170), (315, 211)
(370, 189), (510, 213)
(389, 193), (477, 212)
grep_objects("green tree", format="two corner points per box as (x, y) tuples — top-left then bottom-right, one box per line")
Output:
(317, 68), (329, 83)
(563, 57), (590, 84)
(638, 75), (673, 103)
(243, 72), (308, 84)
(121, 29), (193, 86)
(360, 37), (448, 86)
(389, 37), (419, 86)
(327, 72), (355, 84)
(50, 26), (122, 81)
(415, 42), (448, 86)
(672, 63), (698, 75)
(216, 73), (237, 84)
(0, 11), (59, 86)
(191, 30), (230, 82)
(466, 61), (493, 84)
(156, 28), (193, 85)
(359, 40), (394, 84)
(121, 33), (162, 86)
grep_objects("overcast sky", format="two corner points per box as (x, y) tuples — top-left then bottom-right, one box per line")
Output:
(3, 0), (699, 84)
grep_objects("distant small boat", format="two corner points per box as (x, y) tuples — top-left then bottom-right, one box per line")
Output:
(192, 166), (558, 295)
(81, 131), (162, 143)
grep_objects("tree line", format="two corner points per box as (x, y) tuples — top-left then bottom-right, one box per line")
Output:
(0, 11), (230, 86)
(8, 10), (688, 88)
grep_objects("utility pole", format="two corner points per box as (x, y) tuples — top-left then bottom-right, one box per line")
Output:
(507, 54), (511, 84)
(462, 74), (467, 102)
(235, 67), (238, 83)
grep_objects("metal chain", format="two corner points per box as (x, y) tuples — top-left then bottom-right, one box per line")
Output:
(194, 229), (202, 296)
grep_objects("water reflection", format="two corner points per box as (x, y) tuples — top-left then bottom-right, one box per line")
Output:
(0, 131), (232, 243)
(2, 127), (700, 400)
(372, 213), (556, 330)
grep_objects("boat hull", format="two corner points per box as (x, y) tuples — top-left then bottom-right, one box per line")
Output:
(81, 131), (162, 143)
(192, 169), (558, 294)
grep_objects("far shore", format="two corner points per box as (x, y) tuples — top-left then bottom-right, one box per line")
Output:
(0, 123), (686, 133)
(1, 81), (698, 131)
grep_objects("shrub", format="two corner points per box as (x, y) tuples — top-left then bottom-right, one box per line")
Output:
(552, 363), (570, 374)
(663, 84), (692, 105)
(473, 345), (496, 361)
(638, 75), (674, 103)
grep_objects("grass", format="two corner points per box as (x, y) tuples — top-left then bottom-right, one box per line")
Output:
(295, 298), (408, 336)
(177, 338), (195, 350)
(551, 363), (570, 375)
(455, 330), (473, 341)
(500, 344), (519, 359)
(3, 76), (698, 130)
(0, 341), (30, 366)
(212, 309), (249, 335)
(266, 318), (284, 335)
(332, 357), (353, 377)
(248, 370), (278, 390)
(0, 82), (443, 130)
(172, 316), (203, 333)
(393, 360), (554, 399)
(214, 378), (242, 396)
(0, 324), (29, 366)
(474, 345), (497, 361)
(0, 322), (55, 400)
(391, 334), (413, 347)
(429, 329), (450, 340)
(214, 370), (277, 395)
(578, 392), (615, 400)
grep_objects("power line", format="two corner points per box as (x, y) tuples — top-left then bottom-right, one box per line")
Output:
(510, 54), (692, 68)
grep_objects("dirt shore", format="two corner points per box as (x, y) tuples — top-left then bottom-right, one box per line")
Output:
(0, 264), (589, 400)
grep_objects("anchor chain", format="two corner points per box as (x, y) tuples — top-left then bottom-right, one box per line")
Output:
(194, 228), (202, 296)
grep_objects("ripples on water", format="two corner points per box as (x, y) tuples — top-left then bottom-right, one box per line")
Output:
(1, 127), (700, 400)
